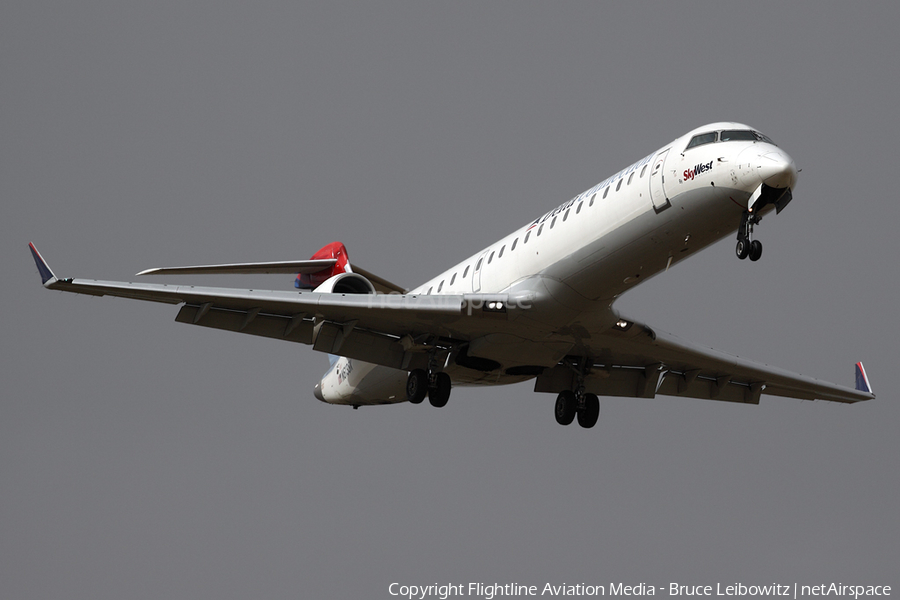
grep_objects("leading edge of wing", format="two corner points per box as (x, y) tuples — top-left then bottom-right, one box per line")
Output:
(42, 275), (469, 316)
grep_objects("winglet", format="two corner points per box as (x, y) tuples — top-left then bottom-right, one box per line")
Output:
(855, 362), (873, 395)
(28, 242), (58, 286)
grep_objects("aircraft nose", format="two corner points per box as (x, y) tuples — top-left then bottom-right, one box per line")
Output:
(758, 150), (798, 190)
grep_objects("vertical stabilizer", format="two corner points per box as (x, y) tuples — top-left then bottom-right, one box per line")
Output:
(295, 242), (351, 289)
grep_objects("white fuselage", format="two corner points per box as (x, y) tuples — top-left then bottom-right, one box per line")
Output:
(315, 122), (798, 405)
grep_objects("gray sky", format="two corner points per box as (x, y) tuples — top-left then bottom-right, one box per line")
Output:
(3, 2), (898, 598)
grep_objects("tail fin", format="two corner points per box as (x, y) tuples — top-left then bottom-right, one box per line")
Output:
(295, 242), (351, 289)
(855, 362), (873, 394)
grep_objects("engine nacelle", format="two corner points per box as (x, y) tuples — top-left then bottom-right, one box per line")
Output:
(312, 272), (377, 295)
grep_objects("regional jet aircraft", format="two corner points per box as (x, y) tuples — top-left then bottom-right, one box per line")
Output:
(29, 122), (874, 428)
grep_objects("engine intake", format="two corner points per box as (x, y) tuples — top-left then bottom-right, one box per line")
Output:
(313, 272), (377, 295)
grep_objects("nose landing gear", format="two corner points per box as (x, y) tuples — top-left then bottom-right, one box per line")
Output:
(736, 210), (763, 262)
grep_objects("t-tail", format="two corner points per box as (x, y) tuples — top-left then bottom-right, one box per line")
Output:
(295, 242), (351, 289)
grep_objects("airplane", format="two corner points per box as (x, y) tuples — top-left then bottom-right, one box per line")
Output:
(29, 122), (874, 429)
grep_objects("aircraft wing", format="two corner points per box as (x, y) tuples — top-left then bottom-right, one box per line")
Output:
(29, 244), (504, 372)
(536, 314), (874, 405)
(31, 244), (873, 404)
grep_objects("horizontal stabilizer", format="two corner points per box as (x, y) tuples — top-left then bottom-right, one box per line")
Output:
(855, 362), (873, 394)
(137, 259), (406, 294)
(136, 259), (338, 276)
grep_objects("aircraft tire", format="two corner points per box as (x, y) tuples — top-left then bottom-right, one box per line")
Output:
(407, 369), (428, 404)
(736, 238), (750, 260)
(555, 390), (576, 425)
(577, 393), (600, 429)
(428, 372), (451, 408)
(749, 240), (762, 262)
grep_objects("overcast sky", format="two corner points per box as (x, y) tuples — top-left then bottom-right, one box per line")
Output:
(3, 2), (898, 599)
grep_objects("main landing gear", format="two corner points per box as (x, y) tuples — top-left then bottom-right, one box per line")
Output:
(406, 368), (452, 408)
(735, 209), (763, 262)
(553, 356), (599, 429)
(554, 389), (600, 429)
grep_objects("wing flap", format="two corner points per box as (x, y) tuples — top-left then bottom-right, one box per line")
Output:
(536, 364), (761, 404)
(173, 304), (427, 369)
(174, 305), (316, 343)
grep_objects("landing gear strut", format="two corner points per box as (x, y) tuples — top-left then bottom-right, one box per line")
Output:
(406, 368), (452, 408)
(554, 357), (599, 429)
(736, 210), (763, 262)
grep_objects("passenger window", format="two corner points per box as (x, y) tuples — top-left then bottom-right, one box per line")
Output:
(603, 187), (610, 199)
(589, 193), (596, 207)
(438, 280), (444, 292)
(475, 258), (483, 271)
(686, 132), (717, 149)
(488, 251), (495, 264)
(499, 245), (505, 258)
(640, 164), (648, 177)
(427, 287), (433, 295)
(627, 172), (635, 185)
(450, 273), (456, 285)
(563, 209), (570, 221)
(616, 179), (623, 191)
(550, 216), (557, 229)
(463, 265), (470, 277)
(524, 231), (531, 243)
(511, 238), (518, 251)
(577, 201), (583, 214)
(537, 224), (544, 236)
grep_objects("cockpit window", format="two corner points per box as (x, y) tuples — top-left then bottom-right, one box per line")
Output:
(720, 130), (758, 142)
(754, 131), (776, 145)
(719, 129), (778, 146)
(685, 132), (717, 150)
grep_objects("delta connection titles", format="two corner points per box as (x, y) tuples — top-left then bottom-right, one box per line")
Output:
(388, 582), (891, 600)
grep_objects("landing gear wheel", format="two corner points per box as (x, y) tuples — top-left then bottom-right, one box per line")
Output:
(555, 390), (576, 425)
(428, 372), (451, 408)
(749, 239), (762, 262)
(406, 369), (428, 404)
(736, 238), (750, 260)
(577, 393), (600, 429)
